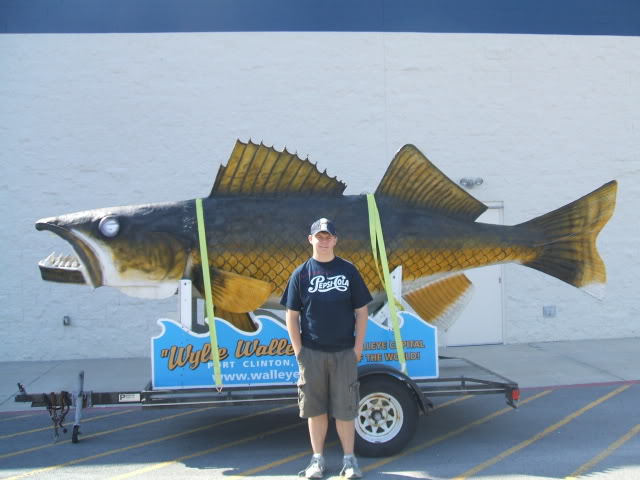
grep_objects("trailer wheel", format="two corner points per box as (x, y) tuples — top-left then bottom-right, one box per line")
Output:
(72, 425), (80, 443)
(354, 376), (419, 457)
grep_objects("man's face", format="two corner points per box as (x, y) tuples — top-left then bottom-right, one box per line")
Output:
(308, 231), (337, 254)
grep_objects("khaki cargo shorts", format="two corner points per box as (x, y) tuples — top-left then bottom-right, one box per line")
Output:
(296, 347), (359, 420)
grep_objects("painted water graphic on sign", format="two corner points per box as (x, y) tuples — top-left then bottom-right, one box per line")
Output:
(152, 311), (438, 389)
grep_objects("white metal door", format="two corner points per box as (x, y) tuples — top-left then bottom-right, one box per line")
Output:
(444, 206), (504, 346)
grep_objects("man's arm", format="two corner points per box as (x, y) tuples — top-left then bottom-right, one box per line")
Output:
(285, 309), (303, 357)
(353, 305), (368, 362)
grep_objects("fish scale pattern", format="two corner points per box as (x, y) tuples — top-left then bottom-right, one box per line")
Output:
(212, 247), (309, 298)
(386, 241), (536, 291)
(207, 239), (538, 304)
(202, 141), (543, 306)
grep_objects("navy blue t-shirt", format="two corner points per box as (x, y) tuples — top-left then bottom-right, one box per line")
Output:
(280, 256), (373, 352)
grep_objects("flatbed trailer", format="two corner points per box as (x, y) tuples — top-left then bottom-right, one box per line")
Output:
(15, 354), (519, 457)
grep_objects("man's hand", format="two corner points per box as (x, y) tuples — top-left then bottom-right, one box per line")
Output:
(354, 345), (363, 362)
(353, 305), (368, 363)
(285, 309), (303, 357)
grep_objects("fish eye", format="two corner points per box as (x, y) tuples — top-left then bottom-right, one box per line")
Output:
(98, 216), (120, 238)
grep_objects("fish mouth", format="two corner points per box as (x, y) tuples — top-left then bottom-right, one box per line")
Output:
(38, 252), (85, 284)
(35, 221), (103, 288)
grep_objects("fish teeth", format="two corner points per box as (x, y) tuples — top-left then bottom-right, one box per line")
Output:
(42, 252), (80, 268)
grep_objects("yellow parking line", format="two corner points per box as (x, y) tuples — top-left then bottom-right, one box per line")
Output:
(107, 417), (304, 480)
(0, 406), (214, 460)
(228, 395), (474, 479)
(432, 395), (472, 410)
(0, 413), (40, 423)
(0, 408), (137, 440)
(227, 441), (334, 480)
(566, 423), (640, 479)
(4, 405), (292, 480)
(452, 384), (631, 479)
(363, 389), (553, 474)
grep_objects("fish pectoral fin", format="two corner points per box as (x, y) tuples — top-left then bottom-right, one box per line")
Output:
(210, 140), (346, 197)
(210, 309), (258, 332)
(403, 274), (474, 331)
(376, 145), (487, 220)
(209, 268), (273, 313)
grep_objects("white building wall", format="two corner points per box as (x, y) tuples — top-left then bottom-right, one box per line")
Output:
(1, 32), (638, 360)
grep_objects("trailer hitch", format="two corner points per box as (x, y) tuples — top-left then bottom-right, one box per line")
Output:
(44, 390), (72, 442)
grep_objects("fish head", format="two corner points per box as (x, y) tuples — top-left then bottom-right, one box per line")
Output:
(35, 201), (194, 299)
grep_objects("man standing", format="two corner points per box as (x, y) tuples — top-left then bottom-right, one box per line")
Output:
(281, 218), (372, 479)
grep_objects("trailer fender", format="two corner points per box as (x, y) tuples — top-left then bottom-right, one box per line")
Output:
(357, 363), (432, 414)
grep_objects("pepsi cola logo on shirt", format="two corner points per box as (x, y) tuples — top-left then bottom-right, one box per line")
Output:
(308, 275), (350, 293)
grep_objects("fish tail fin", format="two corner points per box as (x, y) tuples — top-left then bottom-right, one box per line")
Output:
(518, 181), (617, 299)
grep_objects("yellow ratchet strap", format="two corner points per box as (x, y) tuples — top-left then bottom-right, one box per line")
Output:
(195, 198), (222, 388)
(366, 194), (407, 374)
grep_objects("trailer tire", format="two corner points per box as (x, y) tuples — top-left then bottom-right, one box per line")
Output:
(354, 376), (418, 457)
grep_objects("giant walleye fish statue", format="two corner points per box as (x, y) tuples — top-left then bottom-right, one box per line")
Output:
(36, 141), (617, 332)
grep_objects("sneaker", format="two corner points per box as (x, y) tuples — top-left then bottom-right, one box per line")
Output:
(340, 455), (363, 479)
(298, 455), (326, 479)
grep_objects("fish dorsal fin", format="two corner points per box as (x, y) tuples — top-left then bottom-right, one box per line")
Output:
(403, 273), (474, 331)
(376, 145), (487, 220)
(210, 140), (346, 197)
